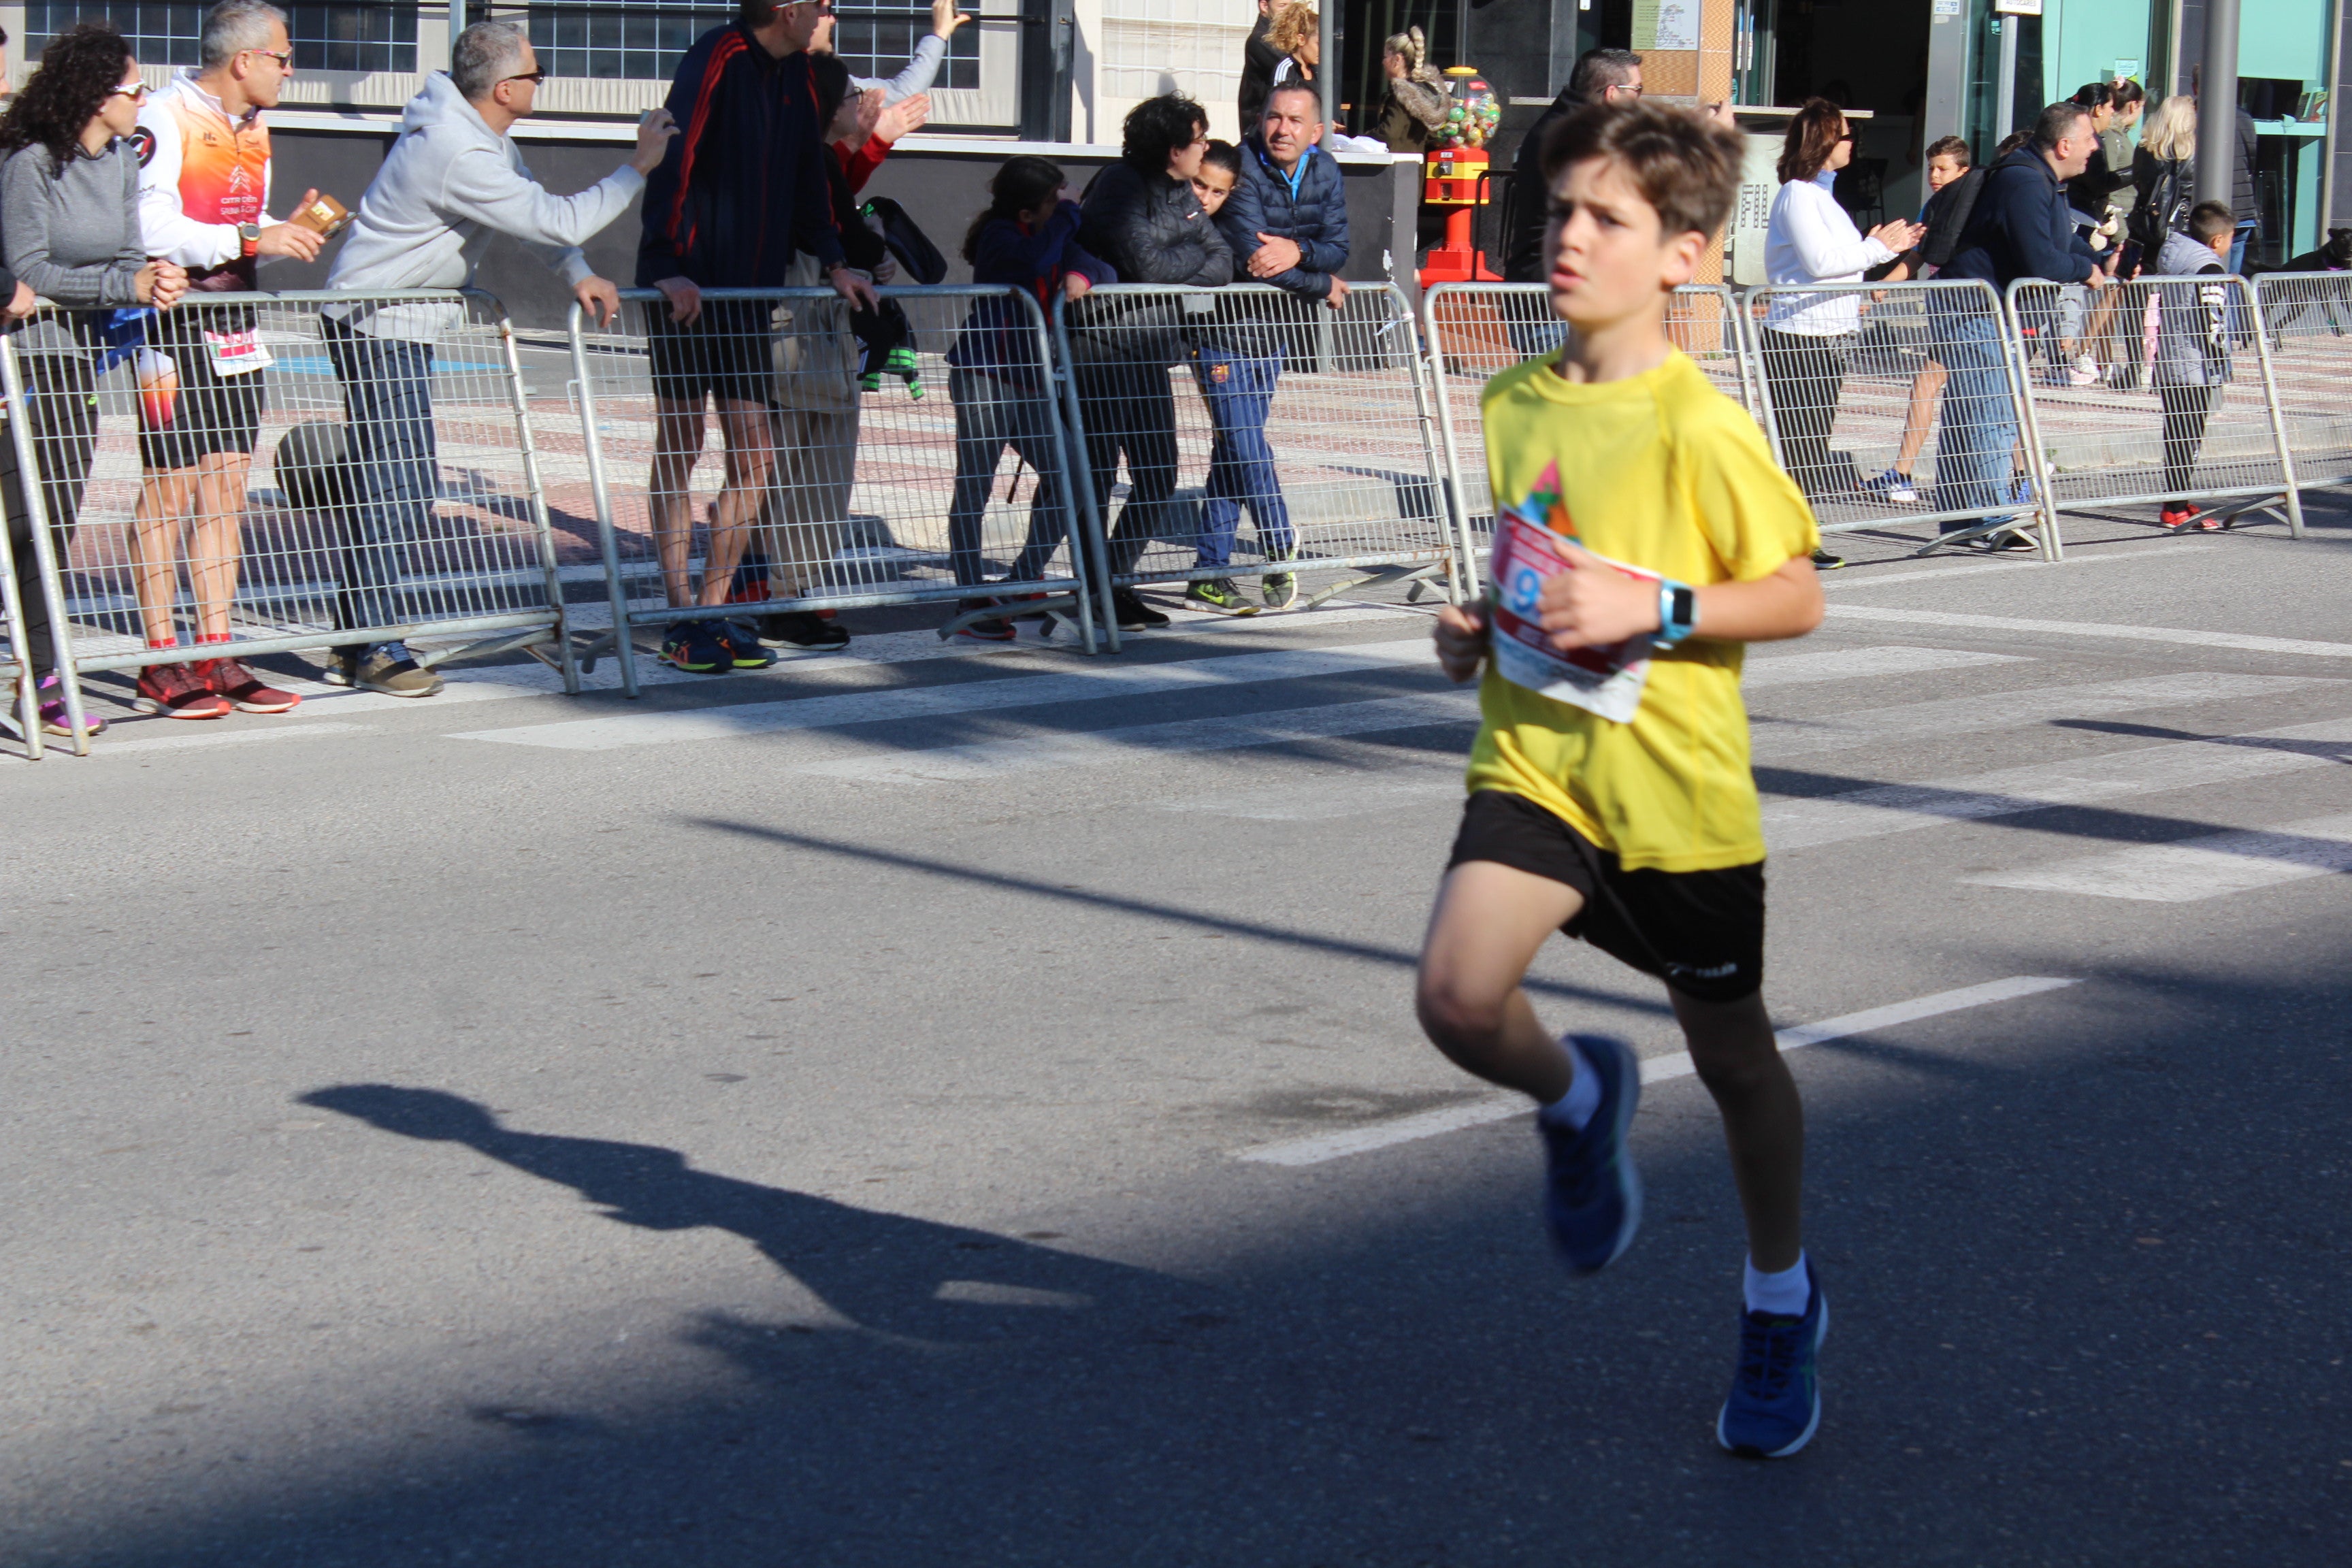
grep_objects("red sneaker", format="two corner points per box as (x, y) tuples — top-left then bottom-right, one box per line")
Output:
(134, 662), (232, 719)
(197, 656), (302, 713)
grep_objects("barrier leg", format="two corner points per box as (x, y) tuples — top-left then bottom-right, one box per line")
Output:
(494, 310), (580, 694)
(0, 343), (87, 755)
(568, 303), (642, 698)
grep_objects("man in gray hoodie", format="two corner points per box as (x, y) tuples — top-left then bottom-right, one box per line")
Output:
(321, 20), (674, 696)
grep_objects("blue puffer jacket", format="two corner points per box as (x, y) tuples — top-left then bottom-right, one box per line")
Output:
(1215, 134), (1350, 301)
(1941, 145), (2097, 291)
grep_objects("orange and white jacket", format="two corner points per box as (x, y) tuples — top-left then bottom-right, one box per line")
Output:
(133, 70), (276, 293)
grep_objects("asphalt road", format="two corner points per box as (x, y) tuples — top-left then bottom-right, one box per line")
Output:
(4, 513), (2350, 1566)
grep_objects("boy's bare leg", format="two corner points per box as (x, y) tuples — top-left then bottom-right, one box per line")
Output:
(1673, 988), (1803, 1273)
(1894, 361), (1945, 473)
(1415, 859), (1587, 1104)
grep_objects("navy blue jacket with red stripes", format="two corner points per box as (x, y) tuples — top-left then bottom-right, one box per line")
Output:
(636, 23), (844, 289)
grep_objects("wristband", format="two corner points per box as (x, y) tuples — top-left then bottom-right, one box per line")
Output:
(1652, 578), (1697, 650)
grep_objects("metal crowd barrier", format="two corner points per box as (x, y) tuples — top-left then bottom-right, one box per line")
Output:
(1050, 280), (1454, 640)
(2251, 271), (2352, 517)
(0, 288), (574, 755)
(1746, 278), (2054, 557)
(1423, 282), (1758, 570)
(0, 495), (37, 755)
(2009, 275), (2302, 538)
(569, 284), (1098, 693)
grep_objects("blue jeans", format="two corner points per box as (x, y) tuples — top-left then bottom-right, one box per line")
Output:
(325, 315), (438, 640)
(945, 367), (1066, 587)
(1928, 299), (2019, 534)
(1190, 348), (1294, 569)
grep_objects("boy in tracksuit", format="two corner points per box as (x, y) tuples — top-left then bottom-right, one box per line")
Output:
(1192, 80), (1349, 615)
(2149, 201), (2237, 529)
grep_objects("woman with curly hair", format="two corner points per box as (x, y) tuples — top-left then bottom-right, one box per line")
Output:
(1375, 25), (1448, 154)
(1268, 5), (1318, 95)
(0, 20), (186, 736)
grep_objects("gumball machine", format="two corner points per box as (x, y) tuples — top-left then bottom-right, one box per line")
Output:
(1418, 66), (1503, 285)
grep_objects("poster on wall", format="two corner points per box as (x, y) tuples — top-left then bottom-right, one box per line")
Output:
(1633, 1), (1700, 52)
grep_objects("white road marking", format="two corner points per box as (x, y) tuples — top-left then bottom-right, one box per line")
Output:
(1765, 715), (2352, 851)
(1963, 812), (2352, 902)
(31, 721), (375, 758)
(798, 691), (1475, 784)
(449, 638), (1437, 751)
(1740, 644), (2031, 687)
(1821, 543), (2217, 591)
(1233, 976), (2080, 1166)
(1825, 604), (2352, 657)
(1752, 672), (2331, 762)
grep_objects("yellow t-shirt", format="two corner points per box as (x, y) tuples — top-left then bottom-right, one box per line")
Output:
(1465, 348), (1819, 872)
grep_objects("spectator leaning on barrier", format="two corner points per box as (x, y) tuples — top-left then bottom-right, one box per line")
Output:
(814, 0), (966, 103)
(1759, 97), (1921, 566)
(1933, 99), (2108, 549)
(0, 20), (190, 736)
(2150, 200), (2238, 531)
(637, 0), (875, 672)
(1502, 48), (1642, 284)
(1072, 92), (1234, 632)
(126, 1), (321, 723)
(942, 154), (1112, 640)
(325, 20), (670, 697)
(1188, 78), (1348, 617)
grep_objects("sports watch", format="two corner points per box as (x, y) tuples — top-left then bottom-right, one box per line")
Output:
(1652, 578), (1698, 650)
(238, 222), (261, 258)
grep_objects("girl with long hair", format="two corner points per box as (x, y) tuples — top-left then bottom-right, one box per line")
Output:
(941, 154), (1111, 638)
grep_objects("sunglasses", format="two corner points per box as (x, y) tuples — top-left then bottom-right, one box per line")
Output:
(246, 47), (293, 67)
(106, 82), (150, 102)
(500, 69), (549, 85)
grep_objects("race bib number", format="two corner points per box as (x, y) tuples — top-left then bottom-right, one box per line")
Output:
(202, 327), (274, 378)
(1487, 462), (1657, 724)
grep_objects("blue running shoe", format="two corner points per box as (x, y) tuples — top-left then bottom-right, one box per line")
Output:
(716, 619), (778, 670)
(659, 619), (732, 674)
(1536, 1034), (1643, 1274)
(1717, 1260), (1828, 1458)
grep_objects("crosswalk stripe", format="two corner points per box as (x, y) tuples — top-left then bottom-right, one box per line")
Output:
(1765, 716), (2352, 851)
(1232, 976), (2080, 1166)
(796, 691), (1479, 784)
(448, 638), (1438, 751)
(1962, 812), (2352, 902)
(1819, 542), (2216, 593)
(1740, 645), (2029, 687)
(1825, 604), (2352, 658)
(1751, 672), (2335, 762)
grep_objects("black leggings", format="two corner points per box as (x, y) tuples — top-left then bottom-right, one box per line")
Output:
(1759, 327), (1852, 502)
(2158, 382), (2218, 498)
(1, 350), (99, 674)
(1073, 359), (1181, 579)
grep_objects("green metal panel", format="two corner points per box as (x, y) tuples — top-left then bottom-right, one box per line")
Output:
(2238, 0), (2332, 85)
(2043, 0), (2157, 105)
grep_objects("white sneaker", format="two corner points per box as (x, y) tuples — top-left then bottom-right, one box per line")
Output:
(2069, 355), (2101, 387)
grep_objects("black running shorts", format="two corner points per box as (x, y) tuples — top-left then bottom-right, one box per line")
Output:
(1446, 789), (1766, 1003)
(644, 297), (774, 408)
(137, 307), (266, 472)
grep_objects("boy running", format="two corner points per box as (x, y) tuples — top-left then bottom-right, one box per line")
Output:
(1414, 101), (1829, 1458)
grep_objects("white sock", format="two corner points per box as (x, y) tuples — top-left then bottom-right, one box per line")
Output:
(1744, 1252), (1811, 1317)
(1542, 1037), (1602, 1131)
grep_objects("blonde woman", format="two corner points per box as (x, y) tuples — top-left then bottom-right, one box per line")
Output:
(1376, 26), (1447, 153)
(2126, 95), (2197, 277)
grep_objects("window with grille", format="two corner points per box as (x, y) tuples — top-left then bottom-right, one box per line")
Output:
(832, 3), (975, 93)
(22, 3), (418, 73)
(525, 2), (732, 83)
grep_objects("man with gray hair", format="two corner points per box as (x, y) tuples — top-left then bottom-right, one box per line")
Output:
(125, 0), (326, 719)
(321, 20), (674, 695)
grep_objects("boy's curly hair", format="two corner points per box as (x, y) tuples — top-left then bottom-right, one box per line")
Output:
(1539, 99), (1744, 242)
(0, 22), (137, 176)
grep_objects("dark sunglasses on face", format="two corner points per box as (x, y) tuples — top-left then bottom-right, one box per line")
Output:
(502, 69), (549, 84)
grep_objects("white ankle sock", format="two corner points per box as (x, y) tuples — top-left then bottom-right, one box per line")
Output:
(1544, 1038), (1602, 1131)
(1743, 1252), (1810, 1317)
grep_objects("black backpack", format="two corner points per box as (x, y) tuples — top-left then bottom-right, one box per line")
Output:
(2130, 157), (2194, 255)
(860, 196), (947, 286)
